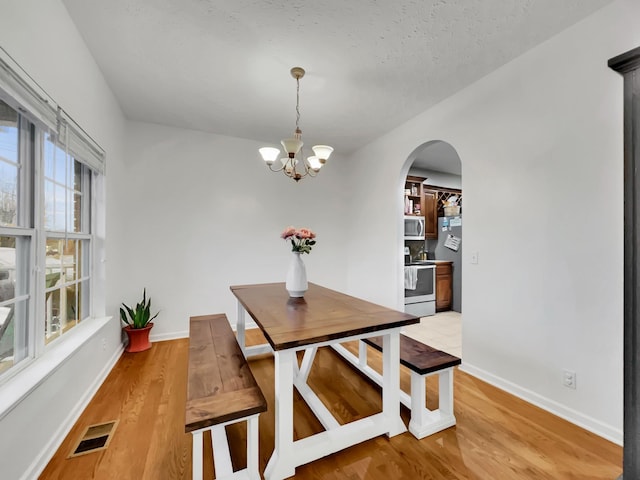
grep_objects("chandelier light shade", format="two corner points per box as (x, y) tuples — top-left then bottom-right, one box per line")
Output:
(259, 67), (333, 182)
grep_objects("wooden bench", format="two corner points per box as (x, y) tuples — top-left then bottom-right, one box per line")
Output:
(185, 314), (267, 480)
(331, 333), (461, 439)
(363, 335), (461, 439)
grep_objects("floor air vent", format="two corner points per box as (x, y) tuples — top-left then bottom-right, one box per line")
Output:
(68, 420), (118, 457)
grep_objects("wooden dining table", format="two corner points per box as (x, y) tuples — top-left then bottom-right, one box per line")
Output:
(230, 282), (420, 480)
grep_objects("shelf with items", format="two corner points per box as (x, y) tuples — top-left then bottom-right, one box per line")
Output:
(423, 186), (462, 217)
(404, 176), (426, 216)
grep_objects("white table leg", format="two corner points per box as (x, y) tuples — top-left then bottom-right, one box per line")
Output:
(236, 300), (246, 355)
(264, 349), (296, 480)
(297, 347), (317, 384)
(382, 331), (407, 437)
(358, 340), (368, 369)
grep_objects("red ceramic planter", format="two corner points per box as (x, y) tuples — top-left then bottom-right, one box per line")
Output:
(124, 323), (154, 352)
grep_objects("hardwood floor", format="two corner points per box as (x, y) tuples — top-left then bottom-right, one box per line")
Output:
(40, 330), (622, 479)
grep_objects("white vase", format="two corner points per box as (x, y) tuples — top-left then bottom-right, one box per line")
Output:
(286, 252), (308, 297)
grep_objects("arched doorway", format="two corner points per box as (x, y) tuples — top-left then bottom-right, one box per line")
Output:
(399, 140), (463, 358)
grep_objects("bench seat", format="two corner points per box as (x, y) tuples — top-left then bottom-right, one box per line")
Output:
(362, 334), (461, 375)
(186, 314), (267, 480)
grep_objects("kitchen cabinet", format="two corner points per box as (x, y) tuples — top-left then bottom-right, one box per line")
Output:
(404, 176), (425, 216)
(423, 189), (438, 240)
(435, 262), (453, 312)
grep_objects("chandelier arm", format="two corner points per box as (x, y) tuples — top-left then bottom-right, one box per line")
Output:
(267, 162), (286, 173)
(298, 163), (313, 179)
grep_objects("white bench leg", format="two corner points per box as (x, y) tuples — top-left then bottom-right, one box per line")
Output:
(408, 368), (457, 439)
(410, 370), (428, 431)
(246, 415), (260, 479)
(192, 431), (203, 480)
(439, 367), (454, 417)
(192, 414), (262, 480)
(212, 425), (234, 478)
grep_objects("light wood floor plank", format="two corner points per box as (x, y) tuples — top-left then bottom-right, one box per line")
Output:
(40, 331), (622, 479)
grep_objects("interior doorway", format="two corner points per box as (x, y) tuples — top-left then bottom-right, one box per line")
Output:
(400, 140), (463, 357)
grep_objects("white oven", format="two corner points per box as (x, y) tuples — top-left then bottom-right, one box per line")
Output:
(404, 264), (436, 316)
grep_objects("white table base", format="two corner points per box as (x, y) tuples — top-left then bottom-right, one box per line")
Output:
(236, 302), (407, 480)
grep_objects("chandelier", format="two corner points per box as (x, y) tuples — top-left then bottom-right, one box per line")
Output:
(258, 67), (333, 182)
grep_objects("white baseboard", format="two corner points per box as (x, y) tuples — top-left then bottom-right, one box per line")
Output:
(149, 321), (259, 343)
(21, 343), (124, 480)
(460, 362), (623, 446)
(149, 330), (189, 342)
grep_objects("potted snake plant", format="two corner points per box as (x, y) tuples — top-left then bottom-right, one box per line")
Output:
(120, 289), (159, 352)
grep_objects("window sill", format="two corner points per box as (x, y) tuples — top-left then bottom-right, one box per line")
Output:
(0, 316), (112, 421)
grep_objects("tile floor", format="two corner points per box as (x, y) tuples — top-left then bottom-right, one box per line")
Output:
(402, 310), (462, 358)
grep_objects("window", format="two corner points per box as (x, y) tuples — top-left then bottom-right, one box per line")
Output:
(0, 100), (33, 376)
(0, 50), (104, 381)
(43, 138), (92, 344)
(0, 96), (97, 378)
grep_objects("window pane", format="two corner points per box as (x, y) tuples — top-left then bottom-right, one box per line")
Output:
(46, 238), (79, 282)
(77, 281), (86, 321)
(0, 298), (29, 375)
(65, 284), (78, 326)
(43, 135), (69, 185)
(0, 100), (19, 227)
(0, 237), (16, 303)
(62, 239), (77, 282)
(45, 238), (62, 278)
(77, 240), (84, 279)
(73, 161), (82, 193)
(43, 179), (53, 230)
(45, 288), (60, 344)
(72, 192), (82, 232)
(0, 304), (15, 375)
(44, 180), (70, 232)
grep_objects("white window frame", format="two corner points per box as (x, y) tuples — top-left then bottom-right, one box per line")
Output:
(0, 107), (98, 382)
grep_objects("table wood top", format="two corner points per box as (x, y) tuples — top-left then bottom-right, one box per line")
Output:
(230, 282), (420, 351)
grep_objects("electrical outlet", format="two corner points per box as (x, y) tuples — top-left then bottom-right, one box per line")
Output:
(470, 251), (479, 264)
(101, 338), (107, 351)
(563, 369), (576, 389)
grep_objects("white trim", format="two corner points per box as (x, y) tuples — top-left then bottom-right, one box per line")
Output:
(231, 320), (258, 331)
(0, 316), (112, 419)
(459, 362), (623, 445)
(20, 336), (123, 480)
(149, 330), (189, 342)
(0, 49), (57, 133)
(148, 326), (260, 344)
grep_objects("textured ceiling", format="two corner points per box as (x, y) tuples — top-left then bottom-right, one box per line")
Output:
(62, 0), (612, 161)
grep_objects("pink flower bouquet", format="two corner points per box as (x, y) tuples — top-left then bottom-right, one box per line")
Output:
(281, 226), (317, 254)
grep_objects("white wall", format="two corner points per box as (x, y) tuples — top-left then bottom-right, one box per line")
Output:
(346, 0), (638, 443)
(0, 1), (126, 478)
(118, 121), (349, 339)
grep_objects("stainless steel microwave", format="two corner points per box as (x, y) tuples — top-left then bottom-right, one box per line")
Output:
(404, 216), (425, 240)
